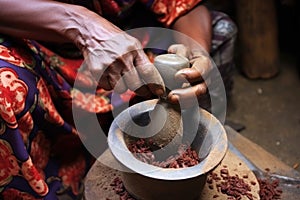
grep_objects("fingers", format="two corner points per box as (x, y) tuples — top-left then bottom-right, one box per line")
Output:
(168, 45), (211, 85)
(135, 51), (165, 96)
(168, 44), (189, 58)
(168, 82), (207, 106)
(97, 60), (127, 93)
(191, 54), (212, 76)
(175, 54), (211, 83)
(168, 53), (212, 107)
(84, 31), (165, 97)
(121, 62), (153, 97)
(97, 50), (165, 97)
(175, 68), (203, 83)
(117, 56), (145, 93)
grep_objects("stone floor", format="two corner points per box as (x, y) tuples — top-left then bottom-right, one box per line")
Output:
(226, 52), (300, 173)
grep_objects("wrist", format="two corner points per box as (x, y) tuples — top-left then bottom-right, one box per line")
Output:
(60, 4), (124, 53)
(57, 5), (93, 51)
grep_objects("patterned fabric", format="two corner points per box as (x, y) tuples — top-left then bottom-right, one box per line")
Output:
(0, 1), (237, 199)
(0, 36), (117, 200)
(58, 0), (203, 26)
(210, 11), (237, 97)
(149, 0), (203, 26)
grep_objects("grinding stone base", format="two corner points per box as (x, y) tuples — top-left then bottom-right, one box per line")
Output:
(84, 149), (260, 200)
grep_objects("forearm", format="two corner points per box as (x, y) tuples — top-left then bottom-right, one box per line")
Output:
(0, 0), (75, 42)
(0, 0), (122, 50)
(171, 5), (212, 53)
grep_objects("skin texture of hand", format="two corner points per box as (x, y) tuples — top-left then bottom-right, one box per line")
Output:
(167, 44), (212, 106)
(168, 5), (212, 105)
(0, 0), (165, 97)
(83, 31), (165, 97)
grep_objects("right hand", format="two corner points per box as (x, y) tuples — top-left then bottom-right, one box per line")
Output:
(77, 13), (165, 98)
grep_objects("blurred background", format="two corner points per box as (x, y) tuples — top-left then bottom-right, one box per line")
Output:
(207, 0), (300, 172)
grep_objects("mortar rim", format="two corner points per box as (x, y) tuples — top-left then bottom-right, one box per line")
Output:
(108, 99), (228, 180)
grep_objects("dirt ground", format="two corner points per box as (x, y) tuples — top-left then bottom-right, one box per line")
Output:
(226, 52), (300, 172)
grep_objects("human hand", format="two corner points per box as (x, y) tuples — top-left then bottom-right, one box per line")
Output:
(167, 44), (212, 105)
(81, 29), (165, 98)
(46, 6), (165, 98)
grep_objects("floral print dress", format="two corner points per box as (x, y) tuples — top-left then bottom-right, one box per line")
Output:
(0, 36), (114, 199)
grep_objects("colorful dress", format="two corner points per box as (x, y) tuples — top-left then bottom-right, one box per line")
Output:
(0, 0), (237, 199)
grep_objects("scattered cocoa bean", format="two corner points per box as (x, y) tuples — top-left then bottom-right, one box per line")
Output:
(265, 168), (270, 172)
(257, 178), (282, 200)
(110, 177), (136, 200)
(243, 175), (248, 179)
(207, 168), (254, 200)
(250, 181), (256, 186)
(293, 163), (299, 169)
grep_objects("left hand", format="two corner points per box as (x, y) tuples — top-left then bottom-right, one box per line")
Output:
(167, 44), (212, 106)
